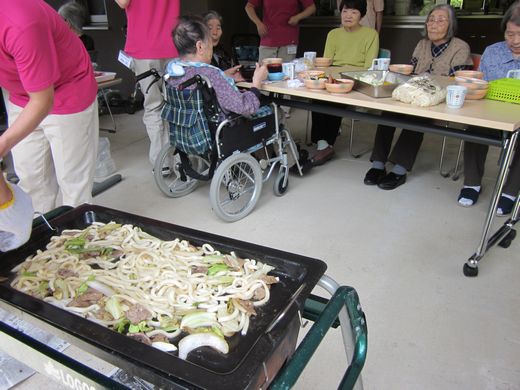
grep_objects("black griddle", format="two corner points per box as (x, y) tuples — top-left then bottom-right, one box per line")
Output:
(0, 204), (327, 389)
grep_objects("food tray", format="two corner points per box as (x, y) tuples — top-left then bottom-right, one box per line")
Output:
(340, 70), (410, 98)
(486, 78), (520, 104)
(0, 204), (327, 389)
(94, 71), (116, 83)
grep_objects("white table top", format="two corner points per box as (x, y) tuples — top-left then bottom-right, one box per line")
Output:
(239, 67), (520, 132)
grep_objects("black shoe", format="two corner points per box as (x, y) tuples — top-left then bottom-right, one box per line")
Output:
(364, 168), (386, 185)
(497, 195), (515, 216)
(377, 172), (406, 190)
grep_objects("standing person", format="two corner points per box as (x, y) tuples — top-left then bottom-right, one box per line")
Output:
(115, 0), (180, 167)
(0, 0), (99, 214)
(245, 0), (316, 63)
(458, 1), (520, 215)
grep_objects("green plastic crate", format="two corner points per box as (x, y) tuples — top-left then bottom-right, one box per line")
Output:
(486, 78), (520, 104)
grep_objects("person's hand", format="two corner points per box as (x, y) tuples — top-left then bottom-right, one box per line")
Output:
(288, 15), (301, 26)
(0, 182), (34, 252)
(256, 22), (268, 37)
(224, 65), (245, 82)
(252, 62), (268, 89)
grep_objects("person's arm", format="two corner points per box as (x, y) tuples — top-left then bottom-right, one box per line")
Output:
(375, 11), (383, 33)
(288, 3), (317, 26)
(364, 32), (380, 69)
(115, 0), (130, 9)
(245, 2), (268, 37)
(0, 87), (54, 158)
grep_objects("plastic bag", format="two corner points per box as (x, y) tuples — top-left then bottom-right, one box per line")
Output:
(95, 137), (117, 178)
(392, 75), (446, 107)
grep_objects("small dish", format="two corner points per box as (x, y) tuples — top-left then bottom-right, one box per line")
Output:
(267, 72), (285, 81)
(262, 57), (283, 66)
(455, 76), (489, 90)
(465, 89), (488, 100)
(388, 64), (413, 75)
(304, 78), (326, 89)
(324, 79), (354, 93)
(454, 70), (484, 79)
(314, 57), (333, 67)
(298, 70), (326, 80)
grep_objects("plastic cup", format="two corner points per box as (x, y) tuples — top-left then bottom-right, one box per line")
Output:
(446, 85), (467, 109)
(282, 62), (295, 79)
(370, 58), (390, 71)
(304, 51), (317, 64)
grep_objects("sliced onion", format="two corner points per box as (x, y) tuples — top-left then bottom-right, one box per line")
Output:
(146, 329), (181, 339)
(178, 333), (229, 360)
(152, 341), (177, 352)
(87, 280), (115, 297)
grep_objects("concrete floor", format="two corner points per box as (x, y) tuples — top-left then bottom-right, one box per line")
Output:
(10, 108), (520, 390)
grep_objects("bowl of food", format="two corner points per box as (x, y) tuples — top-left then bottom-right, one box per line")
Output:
(455, 76), (489, 90)
(454, 70), (484, 79)
(389, 64), (413, 75)
(325, 78), (354, 93)
(298, 70), (326, 80)
(465, 89), (488, 100)
(267, 72), (285, 81)
(262, 57), (283, 66)
(314, 57), (333, 68)
(304, 78), (327, 89)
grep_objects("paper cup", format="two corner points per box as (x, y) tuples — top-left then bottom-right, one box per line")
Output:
(282, 62), (295, 79)
(371, 58), (390, 71)
(303, 51), (317, 64)
(446, 85), (467, 109)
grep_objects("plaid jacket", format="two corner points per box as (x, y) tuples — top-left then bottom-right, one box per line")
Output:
(161, 85), (213, 155)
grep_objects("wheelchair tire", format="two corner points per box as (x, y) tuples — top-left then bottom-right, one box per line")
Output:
(209, 153), (262, 222)
(154, 144), (206, 198)
(273, 166), (289, 196)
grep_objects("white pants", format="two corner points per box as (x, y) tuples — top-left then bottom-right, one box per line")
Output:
(8, 100), (99, 213)
(133, 58), (171, 165)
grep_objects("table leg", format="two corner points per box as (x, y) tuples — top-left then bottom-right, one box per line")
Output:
(464, 130), (519, 277)
(100, 88), (117, 134)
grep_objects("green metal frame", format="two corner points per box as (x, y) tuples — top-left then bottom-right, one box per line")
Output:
(271, 286), (367, 390)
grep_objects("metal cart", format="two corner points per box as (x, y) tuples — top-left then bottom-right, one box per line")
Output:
(0, 206), (367, 390)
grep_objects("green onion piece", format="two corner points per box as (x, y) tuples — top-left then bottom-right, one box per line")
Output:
(207, 263), (228, 276)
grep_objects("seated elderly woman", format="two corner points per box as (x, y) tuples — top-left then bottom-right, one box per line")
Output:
(458, 1), (520, 214)
(364, 4), (473, 190)
(166, 15), (267, 119)
(311, 0), (379, 165)
(204, 10), (233, 72)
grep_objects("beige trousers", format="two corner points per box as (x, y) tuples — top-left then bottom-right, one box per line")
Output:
(8, 100), (99, 213)
(132, 58), (171, 165)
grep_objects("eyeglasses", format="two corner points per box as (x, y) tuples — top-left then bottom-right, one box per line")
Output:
(427, 17), (448, 24)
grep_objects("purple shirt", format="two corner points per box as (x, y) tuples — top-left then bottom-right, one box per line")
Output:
(167, 67), (260, 115)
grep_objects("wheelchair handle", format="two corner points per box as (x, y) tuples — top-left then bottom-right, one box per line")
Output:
(135, 68), (162, 93)
(178, 75), (202, 90)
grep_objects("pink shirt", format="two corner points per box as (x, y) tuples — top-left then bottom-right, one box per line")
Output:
(248, 0), (315, 47)
(124, 0), (180, 59)
(0, 0), (97, 115)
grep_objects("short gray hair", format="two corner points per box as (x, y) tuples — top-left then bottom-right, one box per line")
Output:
(58, 1), (88, 34)
(423, 4), (457, 41)
(203, 10), (223, 25)
(502, 0), (520, 31)
(172, 15), (210, 56)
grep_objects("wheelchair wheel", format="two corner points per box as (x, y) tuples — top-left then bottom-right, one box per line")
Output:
(273, 166), (289, 196)
(209, 153), (262, 222)
(154, 144), (207, 198)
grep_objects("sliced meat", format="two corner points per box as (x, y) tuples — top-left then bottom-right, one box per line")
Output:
(67, 288), (104, 308)
(260, 275), (278, 285)
(127, 333), (152, 345)
(126, 303), (152, 324)
(222, 255), (243, 271)
(191, 265), (208, 274)
(235, 299), (256, 315)
(151, 334), (169, 343)
(253, 287), (266, 301)
(57, 268), (78, 279)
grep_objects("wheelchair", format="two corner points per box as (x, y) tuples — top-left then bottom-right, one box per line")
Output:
(146, 71), (301, 222)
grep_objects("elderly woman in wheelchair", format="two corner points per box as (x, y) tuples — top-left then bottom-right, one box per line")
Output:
(153, 15), (301, 222)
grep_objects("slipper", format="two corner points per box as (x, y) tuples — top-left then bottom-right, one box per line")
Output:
(458, 187), (480, 207)
(497, 195), (515, 216)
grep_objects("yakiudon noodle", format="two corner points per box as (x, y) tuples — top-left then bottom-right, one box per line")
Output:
(10, 222), (278, 357)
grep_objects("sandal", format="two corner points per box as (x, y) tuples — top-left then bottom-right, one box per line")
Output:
(497, 195), (515, 216)
(458, 187), (480, 207)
